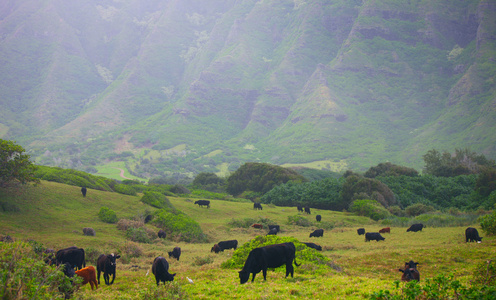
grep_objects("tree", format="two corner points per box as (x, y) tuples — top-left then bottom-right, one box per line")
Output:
(422, 148), (496, 177)
(0, 139), (39, 187)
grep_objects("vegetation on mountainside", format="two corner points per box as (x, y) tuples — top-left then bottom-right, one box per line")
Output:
(0, 139), (38, 187)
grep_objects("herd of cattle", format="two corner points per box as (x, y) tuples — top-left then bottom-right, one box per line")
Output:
(48, 192), (485, 291)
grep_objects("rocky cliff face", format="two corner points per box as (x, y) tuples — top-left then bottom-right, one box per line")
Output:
(0, 0), (494, 173)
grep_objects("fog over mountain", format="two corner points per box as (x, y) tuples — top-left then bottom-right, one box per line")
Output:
(1, 0), (495, 178)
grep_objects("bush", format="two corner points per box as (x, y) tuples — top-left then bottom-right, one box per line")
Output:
(480, 210), (496, 235)
(193, 256), (214, 266)
(98, 206), (118, 223)
(126, 227), (152, 243)
(405, 203), (435, 217)
(287, 215), (313, 227)
(349, 199), (391, 221)
(141, 191), (174, 210)
(154, 209), (207, 243)
(114, 183), (137, 196)
(120, 241), (143, 259)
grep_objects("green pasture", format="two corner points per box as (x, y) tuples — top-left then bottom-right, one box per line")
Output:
(95, 161), (145, 182)
(1, 181), (494, 299)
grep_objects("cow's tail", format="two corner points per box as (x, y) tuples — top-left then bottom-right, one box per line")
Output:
(293, 257), (300, 267)
(82, 249), (86, 268)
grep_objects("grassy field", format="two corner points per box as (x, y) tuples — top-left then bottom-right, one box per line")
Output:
(1, 181), (494, 299)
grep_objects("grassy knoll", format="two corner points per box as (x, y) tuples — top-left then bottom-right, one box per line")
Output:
(1, 181), (494, 299)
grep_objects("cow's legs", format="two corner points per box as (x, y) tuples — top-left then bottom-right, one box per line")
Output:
(251, 272), (256, 282)
(262, 269), (267, 281)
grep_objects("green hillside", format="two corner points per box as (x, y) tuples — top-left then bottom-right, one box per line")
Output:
(1, 181), (495, 299)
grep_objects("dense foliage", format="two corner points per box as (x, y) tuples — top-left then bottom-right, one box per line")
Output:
(153, 208), (207, 243)
(479, 209), (496, 236)
(98, 206), (118, 223)
(191, 172), (226, 192)
(349, 200), (391, 221)
(365, 162), (418, 178)
(226, 163), (306, 196)
(34, 165), (115, 192)
(422, 148), (495, 177)
(0, 139), (39, 187)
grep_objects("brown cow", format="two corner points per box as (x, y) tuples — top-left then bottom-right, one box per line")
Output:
(75, 266), (98, 290)
(398, 260), (420, 282)
(379, 227), (390, 234)
(251, 224), (263, 229)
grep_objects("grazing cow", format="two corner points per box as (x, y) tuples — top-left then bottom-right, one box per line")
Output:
(168, 247), (181, 261)
(465, 227), (483, 243)
(365, 232), (385, 242)
(268, 225), (280, 233)
(81, 187), (87, 197)
(407, 223), (424, 232)
(310, 229), (324, 238)
(56, 247), (86, 270)
(304, 207), (311, 214)
(267, 228), (278, 235)
(75, 266), (98, 290)
(83, 227), (95, 236)
(316, 215), (321, 222)
(152, 256), (176, 285)
(303, 242), (322, 251)
(218, 240), (238, 251)
(379, 227), (390, 234)
(399, 261), (420, 282)
(158, 230), (167, 239)
(96, 253), (121, 285)
(61, 262), (76, 278)
(251, 223), (263, 229)
(253, 203), (263, 210)
(357, 228), (366, 235)
(239, 242), (300, 284)
(211, 244), (222, 253)
(144, 215), (153, 223)
(297, 205), (303, 212)
(194, 200), (210, 208)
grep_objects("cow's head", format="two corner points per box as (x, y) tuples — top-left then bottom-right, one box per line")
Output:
(108, 253), (121, 267)
(62, 262), (75, 278)
(239, 270), (250, 284)
(405, 261), (418, 269)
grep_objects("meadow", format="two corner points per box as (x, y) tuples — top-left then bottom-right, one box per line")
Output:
(0, 181), (494, 299)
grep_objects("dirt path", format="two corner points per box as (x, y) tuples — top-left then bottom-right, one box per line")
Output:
(112, 167), (132, 180)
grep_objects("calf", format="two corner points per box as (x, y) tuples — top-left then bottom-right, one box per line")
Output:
(407, 223), (424, 232)
(251, 223), (263, 229)
(316, 215), (321, 222)
(152, 256), (176, 285)
(465, 227), (483, 243)
(168, 247), (181, 261)
(267, 228), (278, 235)
(75, 266), (98, 290)
(379, 227), (390, 234)
(194, 200), (210, 208)
(96, 253), (121, 285)
(158, 230), (167, 239)
(239, 242), (300, 283)
(310, 229), (324, 238)
(303, 242), (322, 251)
(253, 203), (263, 210)
(268, 225), (280, 233)
(365, 232), (385, 242)
(357, 228), (365, 235)
(304, 207), (311, 214)
(399, 261), (420, 282)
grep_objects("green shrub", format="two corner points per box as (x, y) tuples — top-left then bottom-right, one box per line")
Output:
(405, 203), (435, 217)
(349, 199), (391, 221)
(154, 209), (207, 243)
(98, 206), (118, 223)
(114, 183), (137, 196)
(287, 215), (313, 227)
(193, 256), (214, 266)
(120, 241), (143, 259)
(480, 210), (496, 235)
(126, 227), (151, 243)
(0, 242), (78, 299)
(141, 191), (174, 210)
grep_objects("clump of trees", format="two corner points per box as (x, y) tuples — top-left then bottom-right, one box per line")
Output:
(0, 139), (39, 187)
(423, 148), (495, 177)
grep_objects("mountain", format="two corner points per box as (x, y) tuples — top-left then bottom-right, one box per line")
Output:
(0, 0), (495, 178)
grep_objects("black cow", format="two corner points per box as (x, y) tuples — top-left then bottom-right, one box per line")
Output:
(309, 229), (324, 238)
(144, 215), (153, 223)
(399, 267), (420, 282)
(304, 207), (311, 214)
(465, 227), (483, 243)
(407, 223), (425, 232)
(254, 203), (263, 210)
(239, 242), (300, 284)
(96, 253), (121, 285)
(218, 240), (238, 251)
(297, 205), (303, 212)
(81, 187), (87, 197)
(168, 247), (181, 261)
(267, 228), (278, 235)
(357, 228), (366, 235)
(158, 230), (167, 239)
(211, 244), (222, 253)
(303, 242), (322, 251)
(194, 200), (210, 208)
(61, 262), (76, 278)
(365, 232), (385, 242)
(316, 215), (321, 222)
(56, 246), (86, 270)
(268, 225), (280, 233)
(152, 256), (176, 285)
